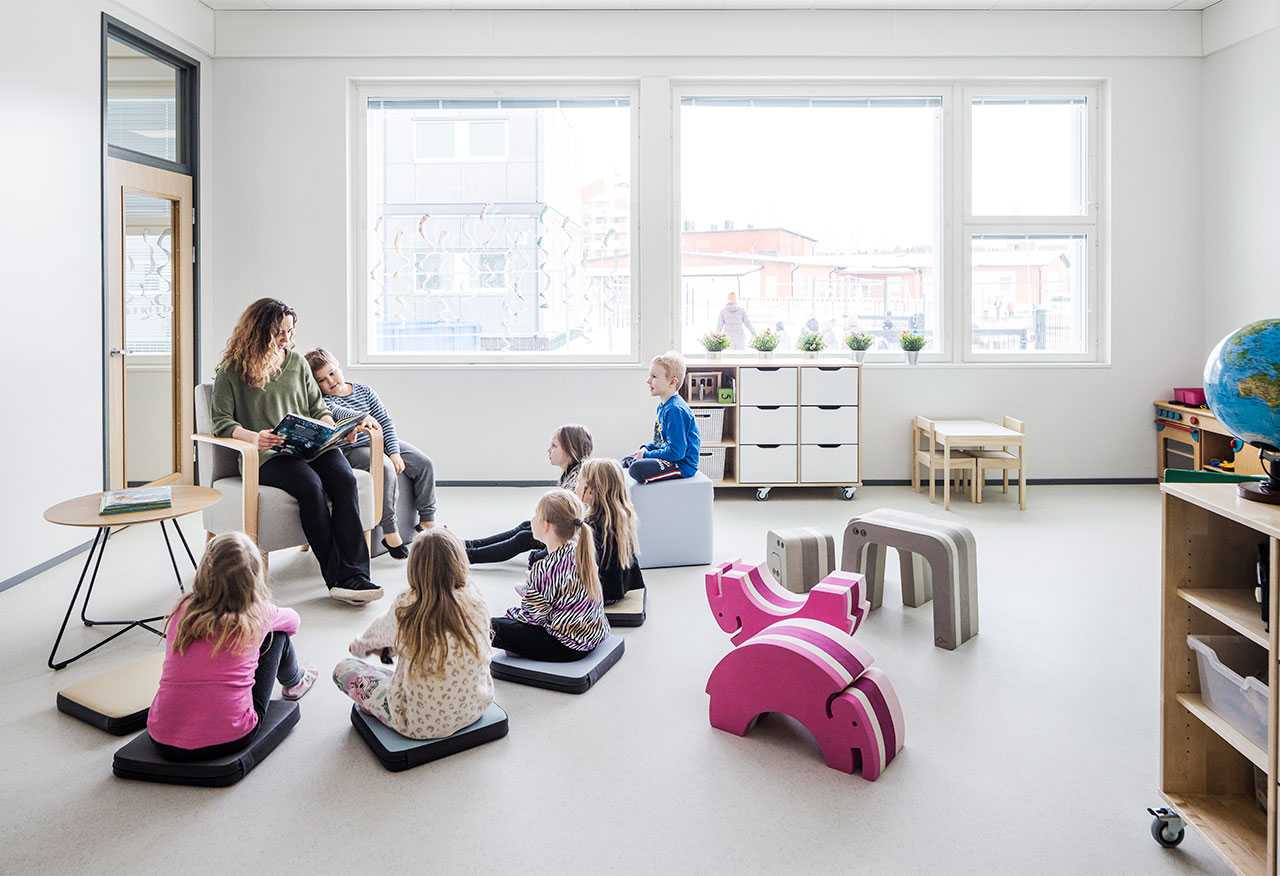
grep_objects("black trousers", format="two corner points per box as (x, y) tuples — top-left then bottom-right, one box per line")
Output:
(491, 617), (587, 662)
(260, 449), (370, 588)
(153, 631), (303, 761)
(623, 455), (683, 484)
(467, 520), (543, 564)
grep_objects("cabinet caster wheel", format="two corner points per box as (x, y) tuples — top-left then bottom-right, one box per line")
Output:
(842, 487), (857, 500)
(754, 488), (771, 502)
(1148, 808), (1185, 848)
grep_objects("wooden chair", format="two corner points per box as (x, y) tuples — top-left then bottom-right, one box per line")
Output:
(971, 416), (1024, 505)
(191, 382), (383, 574)
(911, 416), (977, 503)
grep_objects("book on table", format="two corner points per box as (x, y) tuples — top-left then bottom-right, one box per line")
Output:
(100, 486), (173, 515)
(272, 413), (364, 461)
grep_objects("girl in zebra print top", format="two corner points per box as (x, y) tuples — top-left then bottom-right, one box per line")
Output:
(491, 489), (610, 662)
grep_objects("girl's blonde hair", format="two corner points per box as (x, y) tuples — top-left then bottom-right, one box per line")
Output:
(218, 298), (297, 389)
(536, 488), (601, 602)
(171, 532), (273, 656)
(578, 458), (638, 569)
(303, 346), (338, 378)
(398, 528), (490, 677)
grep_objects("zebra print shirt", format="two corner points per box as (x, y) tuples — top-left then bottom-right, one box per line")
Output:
(320, 382), (400, 456)
(507, 541), (609, 652)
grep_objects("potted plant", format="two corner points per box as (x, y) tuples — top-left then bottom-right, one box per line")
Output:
(700, 331), (730, 359)
(750, 328), (780, 358)
(845, 331), (874, 364)
(797, 331), (826, 358)
(899, 331), (927, 365)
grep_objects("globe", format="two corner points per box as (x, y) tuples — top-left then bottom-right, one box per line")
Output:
(1204, 319), (1280, 452)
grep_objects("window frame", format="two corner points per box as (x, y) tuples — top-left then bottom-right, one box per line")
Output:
(959, 83), (1104, 364)
(670, 81), (955, 364)
(351, 80), (641, 366)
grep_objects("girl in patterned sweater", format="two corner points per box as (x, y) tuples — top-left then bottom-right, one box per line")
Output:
(334, 528), (495, 739)
(491, 488), (610, 661)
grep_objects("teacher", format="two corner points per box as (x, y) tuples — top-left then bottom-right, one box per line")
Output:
(210, 298), (384, 605)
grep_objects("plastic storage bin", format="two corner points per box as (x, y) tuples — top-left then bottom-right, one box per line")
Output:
(698, 447), (726, 481)
(692, 407), (726, 443)
(1186, 634), (1269, 749)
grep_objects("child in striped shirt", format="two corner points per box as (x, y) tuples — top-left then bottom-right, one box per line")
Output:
(491, 489), (610, 662)
(305, 348), (437, 559)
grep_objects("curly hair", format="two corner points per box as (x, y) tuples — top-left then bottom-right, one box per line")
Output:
(218, 298), (297, 389)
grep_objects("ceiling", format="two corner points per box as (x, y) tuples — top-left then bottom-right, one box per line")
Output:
(201, 0), (1218, 11)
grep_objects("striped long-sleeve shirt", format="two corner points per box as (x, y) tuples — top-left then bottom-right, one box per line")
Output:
(507, 542), (610, 652)
(320, 382), (400, 456)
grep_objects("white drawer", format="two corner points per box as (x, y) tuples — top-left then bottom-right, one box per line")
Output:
(801, 366), (859, 406)
(738, 367), (798, 406)
(800, 406), (859, 445)
(740, 406), (797, 444)
(740, 444), (798, 484)
(800, 444), (859, 484)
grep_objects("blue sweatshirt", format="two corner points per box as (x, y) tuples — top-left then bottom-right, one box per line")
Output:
(643, 394), (702, 477)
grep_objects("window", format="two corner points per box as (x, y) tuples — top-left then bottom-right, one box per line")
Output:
(358, 90), (634, 360)
(678, 94), (944, 358)
(964, 89), (1100, 360)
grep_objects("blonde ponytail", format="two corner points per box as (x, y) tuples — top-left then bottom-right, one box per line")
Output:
(575, 518), (602, 603)
(535, 488), (602, 604)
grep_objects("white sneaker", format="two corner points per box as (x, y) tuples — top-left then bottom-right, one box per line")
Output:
(282, 666), (318, 700)
(329, 578), (384, 605)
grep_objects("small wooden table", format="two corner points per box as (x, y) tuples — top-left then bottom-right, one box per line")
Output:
(914, 419), (1026, 511)
(43, 486), (220, 670)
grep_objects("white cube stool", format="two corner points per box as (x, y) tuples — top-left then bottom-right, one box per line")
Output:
(628, 471), (714, 569)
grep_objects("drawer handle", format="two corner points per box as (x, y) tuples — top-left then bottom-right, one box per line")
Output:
(754, 367), (781, 373)
(817, 444), (841, 449)
(757, 444), (782, 449)
(817, 405), (840, 410)
(757, 405), (781, 411)
(817, 366), (842, 372)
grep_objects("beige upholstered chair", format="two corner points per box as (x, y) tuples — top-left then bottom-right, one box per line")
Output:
(971, 416), (1025, 504)
(192, 382), (382, 572)
(911, 416), (977, 502)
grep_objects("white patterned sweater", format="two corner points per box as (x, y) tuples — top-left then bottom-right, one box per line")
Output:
(348, 587), (495, 739)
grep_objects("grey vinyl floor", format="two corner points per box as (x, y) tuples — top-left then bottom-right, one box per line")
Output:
(0, 485), (1234, 875)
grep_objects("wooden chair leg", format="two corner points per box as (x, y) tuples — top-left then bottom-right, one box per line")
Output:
(1003, 468), (1009, 494)
(262, 551), (270, 577)
(205, 531), (214, 544)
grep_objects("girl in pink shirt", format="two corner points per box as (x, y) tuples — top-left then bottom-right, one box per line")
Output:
(147, 532), (319, 760)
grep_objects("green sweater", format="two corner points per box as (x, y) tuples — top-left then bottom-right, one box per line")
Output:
(211, 350), (331, 464)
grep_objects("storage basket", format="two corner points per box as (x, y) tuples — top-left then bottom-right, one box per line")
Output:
(692, 407), (726, 444)
(1186, 634), (1269, 749)
(698, 446), (726, 481)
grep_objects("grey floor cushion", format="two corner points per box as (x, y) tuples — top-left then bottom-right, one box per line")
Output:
(605, 587), (647, 628)
(57, 653), (163, 735)
(351, 702), (509, 772)
(491, 634), (625, 694)
(112, 700), (300, 787)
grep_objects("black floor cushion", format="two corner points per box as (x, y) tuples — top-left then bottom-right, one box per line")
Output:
(605, 587), (647, 628)
(490, 634), (625, 694)
(112, 700), (300, 787)
(351, 702), (509, 772)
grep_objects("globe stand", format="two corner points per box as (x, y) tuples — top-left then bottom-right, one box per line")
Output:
(1238, 449), (1280, 506)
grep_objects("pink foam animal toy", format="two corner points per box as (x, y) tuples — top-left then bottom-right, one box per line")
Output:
(705, 561), (869, 646)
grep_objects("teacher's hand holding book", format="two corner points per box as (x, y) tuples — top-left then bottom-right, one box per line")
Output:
(256, 429), (286, 450)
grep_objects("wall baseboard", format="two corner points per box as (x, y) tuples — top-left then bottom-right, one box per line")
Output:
(0, 538), (95, 595)
(863, 477), (1158, 486)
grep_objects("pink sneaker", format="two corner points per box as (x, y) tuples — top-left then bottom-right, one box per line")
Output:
(282, 666), (319, 701)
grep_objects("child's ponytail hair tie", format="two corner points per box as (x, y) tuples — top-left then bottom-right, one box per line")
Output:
(573, 517), (584, 527)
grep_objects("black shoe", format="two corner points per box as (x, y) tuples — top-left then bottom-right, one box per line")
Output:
(329, 577), (384, 605)
(381, 538), (409, 560)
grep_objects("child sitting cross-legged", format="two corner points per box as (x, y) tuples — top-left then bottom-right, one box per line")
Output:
(147, 532), (318, 761)
(491, 489), (610, 661)
(334, 528), (495, 739)
(574, 458), (644, 605)
(623, 350), (702, 484)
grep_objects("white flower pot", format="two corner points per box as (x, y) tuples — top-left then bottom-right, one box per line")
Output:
(904, 350), (920, 365)
(705, 350), (723, 360)
(756, 349), (775, 359)
(802, 350), (821, 359)
(851, 349), (868, 364)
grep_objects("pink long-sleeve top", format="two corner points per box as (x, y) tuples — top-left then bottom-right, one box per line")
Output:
(146, 601), (300, 750)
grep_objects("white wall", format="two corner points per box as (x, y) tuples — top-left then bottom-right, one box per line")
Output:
(208, 12), (1203, 482)
(1200, 23), (1280, 352)
(0, 0), (212, 585)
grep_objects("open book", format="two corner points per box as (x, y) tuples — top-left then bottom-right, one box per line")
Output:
(273, 413), (364, 461)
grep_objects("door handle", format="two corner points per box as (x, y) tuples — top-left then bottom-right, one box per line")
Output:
(109, 348), (127, 358)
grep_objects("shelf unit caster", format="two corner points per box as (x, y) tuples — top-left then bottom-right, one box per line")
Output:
(754, 488), (771, 502)
(842, 487), (857, 500)
(1147, 808), (1185, 848)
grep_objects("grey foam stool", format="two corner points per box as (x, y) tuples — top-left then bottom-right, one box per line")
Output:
(491, 634), (625, 693)
(840, 508), (978, 650)
(351, 702), (509, 771)
(628, 471), (714, 569)
(112, 700), (300, 787)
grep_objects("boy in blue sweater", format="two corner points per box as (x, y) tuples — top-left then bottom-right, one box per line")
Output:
(624, 351), (701, 484)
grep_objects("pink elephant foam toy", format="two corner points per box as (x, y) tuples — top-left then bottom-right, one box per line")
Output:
(705, 560), (869, 646)
(704, 617), (905, 780)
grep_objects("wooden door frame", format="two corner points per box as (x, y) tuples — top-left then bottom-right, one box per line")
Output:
(106, 160), (195, 489)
